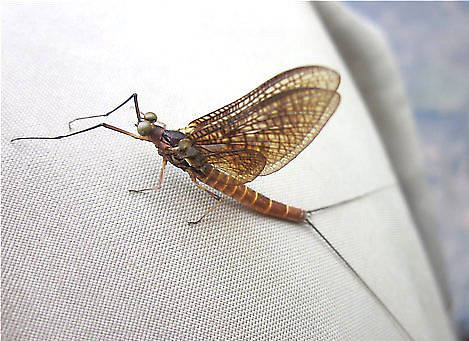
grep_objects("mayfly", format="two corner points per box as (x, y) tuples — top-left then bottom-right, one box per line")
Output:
(12, 66), (341, 224)
(11, 66), (415, 339)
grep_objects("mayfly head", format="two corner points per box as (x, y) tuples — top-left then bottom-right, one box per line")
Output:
(137, 112), (165, 143)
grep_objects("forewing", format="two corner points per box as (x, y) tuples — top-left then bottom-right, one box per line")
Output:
(203, 149), (266, 184)
(193, 88), (340, 176)
(187, 66), (340, 135)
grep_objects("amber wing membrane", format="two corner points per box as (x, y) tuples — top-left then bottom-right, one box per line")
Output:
(203, 149), (266, 184)
(193, 88), (340, 180)
(187, 66), (340, 134)
(188, 66), (340, 183)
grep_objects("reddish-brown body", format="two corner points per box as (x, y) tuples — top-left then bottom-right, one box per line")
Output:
(199, 165), (306, 222)
(13, 66), (340, 224)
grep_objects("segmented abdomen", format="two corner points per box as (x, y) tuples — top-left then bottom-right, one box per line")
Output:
(199, 166), (306, 222)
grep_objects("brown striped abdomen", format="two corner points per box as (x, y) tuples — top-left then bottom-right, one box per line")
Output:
(199, 166), (306, 222)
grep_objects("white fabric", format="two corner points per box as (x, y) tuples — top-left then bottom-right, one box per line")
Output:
(2, 2), (454, 340)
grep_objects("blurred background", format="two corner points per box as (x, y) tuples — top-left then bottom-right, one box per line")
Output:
(345, 2), (469, 339)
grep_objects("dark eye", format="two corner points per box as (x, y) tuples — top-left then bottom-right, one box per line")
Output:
(162, 132), (171, 144)
(162, 130), (187, 147)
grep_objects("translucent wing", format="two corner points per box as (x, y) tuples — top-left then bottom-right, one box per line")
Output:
(193, 87), (340, 176)
(187, 66), (340, 134)
(202, 149), (266, 184)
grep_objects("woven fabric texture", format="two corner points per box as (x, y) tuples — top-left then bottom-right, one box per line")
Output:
(2, 3), (454, 340)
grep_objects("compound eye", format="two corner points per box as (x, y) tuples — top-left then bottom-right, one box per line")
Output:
(144, 112), (157, 122)
(137, 120), (152, 136)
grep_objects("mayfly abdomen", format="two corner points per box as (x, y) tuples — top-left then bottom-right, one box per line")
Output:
(199, 165), (306, 222)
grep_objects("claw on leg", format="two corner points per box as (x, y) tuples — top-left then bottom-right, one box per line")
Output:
(128, 186), (159, 193)
(188, 199), (224, 225)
